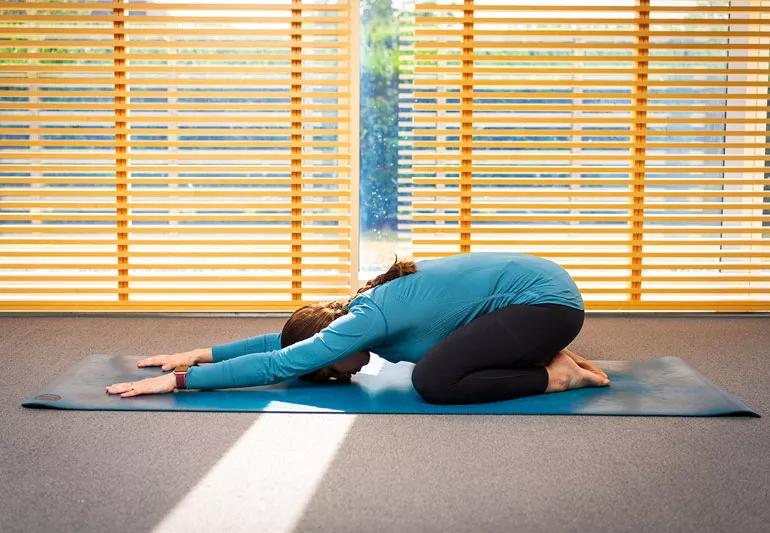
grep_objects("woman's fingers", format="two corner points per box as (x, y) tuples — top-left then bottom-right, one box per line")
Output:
(106, 379), (145, 397)
(105, 375), (175, 398)
(120, 387), (140, 398)
(137, 355), (165, 367)
(137, 354), (186, 371)
(105, 381), (135, 395)
(137, 355), (175, 370)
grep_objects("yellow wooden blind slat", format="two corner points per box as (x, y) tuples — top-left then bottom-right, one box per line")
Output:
(0, 262), (349, 270)
(0, 301), (764, 312)
(415, 3), (768, 12)
(413, 55), (770, 64)
(0, 28), (349, 36)
(0, 275), (352, 282)
(0, 226), (352, 234)
(0, 2), (351, 10)
(3, 15), (350, 24)
(0, 238), (351, 246)
(2, 39), (346, 49)
(415, 16), (770, 25)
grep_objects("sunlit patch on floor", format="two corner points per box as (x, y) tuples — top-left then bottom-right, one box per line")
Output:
(151, 358), (388, 533)
(151, 413), (357, 533)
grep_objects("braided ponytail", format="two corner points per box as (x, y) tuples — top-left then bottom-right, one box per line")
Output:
(354, 254), (418, 298)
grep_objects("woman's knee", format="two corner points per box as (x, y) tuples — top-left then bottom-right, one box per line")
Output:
(411, 362), (454, 404)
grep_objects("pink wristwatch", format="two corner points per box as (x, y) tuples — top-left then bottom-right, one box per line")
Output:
(173, 365), (189, 390)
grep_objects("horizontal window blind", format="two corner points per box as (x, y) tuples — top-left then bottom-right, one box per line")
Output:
(0, 0), (355, 311)
(399, 0), (770, 311)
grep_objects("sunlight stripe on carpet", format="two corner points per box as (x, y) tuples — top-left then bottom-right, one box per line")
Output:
(151, 412), (356, 533)
(150, 356), (385, 533)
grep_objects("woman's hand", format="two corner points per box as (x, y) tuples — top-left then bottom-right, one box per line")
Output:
(105, 373), (177, 398)
(559, 348), (608, 379)
(136, 350), (202, 371)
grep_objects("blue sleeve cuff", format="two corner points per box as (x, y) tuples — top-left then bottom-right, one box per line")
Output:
(186, 351), (278, 390)
(186, 361), (235, 390)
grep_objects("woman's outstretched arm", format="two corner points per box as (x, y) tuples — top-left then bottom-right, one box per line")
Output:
(206, 331), (282, 363)
(134, 332), (281, 368)
(137, 348), (210, 369)
(111, 297), (387, 397)
(185, 297), (387, 390)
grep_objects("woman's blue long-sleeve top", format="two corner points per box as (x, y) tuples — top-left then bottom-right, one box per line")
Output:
(185, 252), (584, 390)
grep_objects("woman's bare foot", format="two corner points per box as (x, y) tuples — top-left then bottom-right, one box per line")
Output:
(544, 350), (610, 393)
(559, 348), (608, 380)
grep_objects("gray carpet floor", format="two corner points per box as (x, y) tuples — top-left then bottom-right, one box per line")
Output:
(1, 314), (768, 533)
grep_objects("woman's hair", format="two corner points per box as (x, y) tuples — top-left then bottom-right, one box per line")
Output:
(281, 254), (417, 382)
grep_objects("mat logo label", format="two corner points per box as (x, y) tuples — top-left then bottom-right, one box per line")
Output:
(35, 394), (61, 401)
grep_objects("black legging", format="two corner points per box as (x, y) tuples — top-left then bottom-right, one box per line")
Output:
(411, 303), (585, 405)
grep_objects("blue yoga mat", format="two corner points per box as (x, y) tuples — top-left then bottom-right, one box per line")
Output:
(21, 353), (759, 417)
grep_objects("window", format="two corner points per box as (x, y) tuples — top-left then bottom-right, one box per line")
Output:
(394, 0), (770, 310)
(2, 0), (769, 311)
(1, 0), (353, 311)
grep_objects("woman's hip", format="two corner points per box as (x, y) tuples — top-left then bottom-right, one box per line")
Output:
(527, 302), (585, 348)
(487, 302), (585, 361)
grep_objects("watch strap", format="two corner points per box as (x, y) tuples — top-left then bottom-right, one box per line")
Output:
(174, 365), (189, 390)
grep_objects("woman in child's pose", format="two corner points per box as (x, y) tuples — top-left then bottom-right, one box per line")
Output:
(106, 252), (609, 404)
